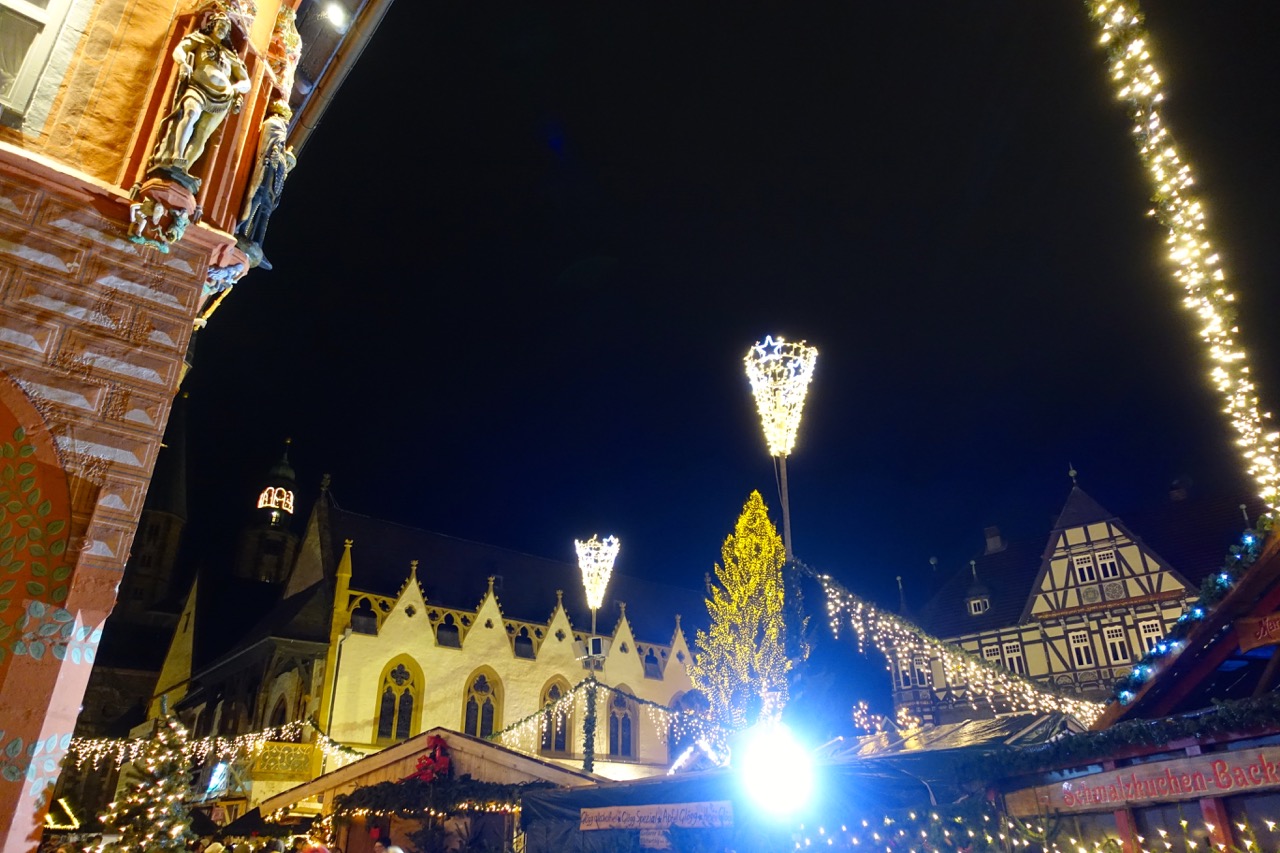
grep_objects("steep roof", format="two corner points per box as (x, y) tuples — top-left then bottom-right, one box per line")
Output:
(328, 507), (708, 645)
(916, 488), (1265, 639)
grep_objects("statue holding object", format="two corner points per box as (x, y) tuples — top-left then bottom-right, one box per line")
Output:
(149, 10), (250, 193)
(236, 100), (296, 269)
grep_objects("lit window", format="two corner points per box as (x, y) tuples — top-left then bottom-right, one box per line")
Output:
(0, 0), (76, 118)
(463, 671), (501, 738)
(968, 597), (990, 615)
(1096, 550), (1120, 579)
(1002, 642), (1026, 674)
(1139, 620), (1163, 652)
(608, 690), (635, 758)
(1104, 625), (1130, 663)
(897, 660), (911, 689)
(1073, 554), (1097, 583)
(912, 656), (931, 687)
(375, 659), (418, 745)
(1069, 631), (1095, 668)
(982, 645), (1001, 663)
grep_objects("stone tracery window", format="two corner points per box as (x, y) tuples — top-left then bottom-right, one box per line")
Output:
(463, 670), (501, 738)
(539, 679), (571, 754)
(608, 688), (635, 759)
(375, 658), (419, 745)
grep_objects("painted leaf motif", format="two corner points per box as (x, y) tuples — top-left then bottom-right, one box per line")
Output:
(52, 608), (72, 623)
(83, 646), (94, 664)
(70, 647), (81, 665)
(43, 735), (57, 755)
(37, 501), (50, 517)
(0, 581), (12, 595)
(51, 586), (67, 603)
(18, 478), (33, 492)
(18, 446), (33, 458)
(16, 463), (33, 477)
(52, 643), (66, 661)
(28, 544), (43, 557)
(2, 766), (20, 782)
(52, 565), (70, 581)
(12, 427), (24, 442)
(46, 520), (64, 536)
(49, 540), (65, 556)
(4, 737), (20, 758)
(28, 641), (43, 660)
(25, 582), (45, 596)
(38, 623), (59, 637)
(26, 601), (42, 618)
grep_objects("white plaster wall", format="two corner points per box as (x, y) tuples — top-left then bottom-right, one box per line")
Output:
(328, 580), (695, 775)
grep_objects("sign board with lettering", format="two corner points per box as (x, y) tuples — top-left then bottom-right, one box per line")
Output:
(1236, 611), (1280, 653)
(1004, 747), (1280, 816)
(580, 801), (734, 831)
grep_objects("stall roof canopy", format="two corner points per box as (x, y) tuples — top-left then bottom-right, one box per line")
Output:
(842, 713), (1082, 758)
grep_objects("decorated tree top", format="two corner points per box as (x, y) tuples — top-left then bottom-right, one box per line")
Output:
(99, 712), (195, 851)
(691, 491), (793, 729)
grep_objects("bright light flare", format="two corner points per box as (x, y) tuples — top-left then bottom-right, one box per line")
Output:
(575, 534), (620, 610)
(744, 336), (818, 457)
(738, 721), (812, 816)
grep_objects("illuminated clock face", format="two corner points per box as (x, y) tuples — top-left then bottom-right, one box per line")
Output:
(257, 486), (294, 514)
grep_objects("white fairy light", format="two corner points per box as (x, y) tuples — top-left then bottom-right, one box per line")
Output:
(744, 336), (818, 458)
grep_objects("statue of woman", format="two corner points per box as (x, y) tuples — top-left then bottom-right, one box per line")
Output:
(150, 12), (250, 186)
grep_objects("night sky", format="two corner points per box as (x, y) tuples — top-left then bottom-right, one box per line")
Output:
(181, 2), (1279, 673)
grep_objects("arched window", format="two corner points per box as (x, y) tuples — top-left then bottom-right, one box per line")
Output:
(374, 657), (421, 745)
(269, 696), (289, 728)
(608, 686), (636, 759)
(539, 679), (572, 755)
(462, 669), (502, 738)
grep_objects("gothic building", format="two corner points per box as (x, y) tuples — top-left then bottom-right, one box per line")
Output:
(142, 469), (706, 822)
(893, 482), (1264, 724)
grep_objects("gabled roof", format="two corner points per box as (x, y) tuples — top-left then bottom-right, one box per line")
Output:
(916, 488), (1264, 639)
(327, 507), (708, 646)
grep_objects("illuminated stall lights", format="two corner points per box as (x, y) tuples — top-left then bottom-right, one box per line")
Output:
(67, 718), (363, 770)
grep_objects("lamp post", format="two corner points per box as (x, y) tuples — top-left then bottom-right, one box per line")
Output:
(575, 534), (619, 773)
(744, 335), (818, 561)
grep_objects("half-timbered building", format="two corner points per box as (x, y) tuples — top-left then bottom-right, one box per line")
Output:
(894, 484), (1264, 723)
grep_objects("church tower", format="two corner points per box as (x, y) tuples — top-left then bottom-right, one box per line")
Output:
(234, 441), (300, 583)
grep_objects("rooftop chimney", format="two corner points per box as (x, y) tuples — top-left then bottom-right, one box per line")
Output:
(983, 526), (1005, 554)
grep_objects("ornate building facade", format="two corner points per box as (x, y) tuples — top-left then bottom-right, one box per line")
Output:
(146, 475), (706, 821)
(893, 484), (1263, 724)
(0, 0), (390, 842)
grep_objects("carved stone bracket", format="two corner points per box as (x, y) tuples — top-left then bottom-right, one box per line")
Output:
(127, 178), (200, 254)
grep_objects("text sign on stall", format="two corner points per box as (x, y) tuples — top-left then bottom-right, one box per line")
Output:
(1005, 747), (1280, 816)
(580, 801), (734, 831)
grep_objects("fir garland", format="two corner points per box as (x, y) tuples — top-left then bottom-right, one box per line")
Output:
(331, 775), (552, 817)
(1110, 515), (1272, 703)
(963, 691), (1280, 779)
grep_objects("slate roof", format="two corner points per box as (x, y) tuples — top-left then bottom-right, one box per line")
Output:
(328, 507), (709, 647)
(916, 487), (1265, 639)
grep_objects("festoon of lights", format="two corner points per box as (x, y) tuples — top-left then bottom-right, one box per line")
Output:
(1086, 1), (1279, 512)
(816, 571), (1103, 725)
(744, 335), (818, 560)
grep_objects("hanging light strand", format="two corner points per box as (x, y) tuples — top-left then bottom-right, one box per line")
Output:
(1086, 0), (1279, 511)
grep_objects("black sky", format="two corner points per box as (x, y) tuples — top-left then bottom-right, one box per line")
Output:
(182, 1), (1279, 642)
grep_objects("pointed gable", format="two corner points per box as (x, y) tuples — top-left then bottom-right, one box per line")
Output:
(1053, 486), (1116, 529)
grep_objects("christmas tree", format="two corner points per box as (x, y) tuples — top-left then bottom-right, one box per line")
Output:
(691, 491), (793, 730)
(99, 711), (196, 850)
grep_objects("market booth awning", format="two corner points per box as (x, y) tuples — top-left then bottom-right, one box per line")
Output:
(257, 727), (598, 819)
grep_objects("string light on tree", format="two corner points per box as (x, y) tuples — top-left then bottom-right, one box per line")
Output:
(98, 709), (196, 851)
(744, 335), (818, 560)
(1085, 1), (1279, 512)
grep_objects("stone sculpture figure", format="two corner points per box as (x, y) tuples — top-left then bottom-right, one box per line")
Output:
(150, 11), (250, 191)
(236, 100), (296, 268)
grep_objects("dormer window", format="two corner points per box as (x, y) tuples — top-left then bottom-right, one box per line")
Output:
(968, 597), (990, 615)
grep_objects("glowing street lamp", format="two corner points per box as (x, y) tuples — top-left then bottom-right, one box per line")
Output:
(575, 534), (620, 639)
(744, 335), (818, 560)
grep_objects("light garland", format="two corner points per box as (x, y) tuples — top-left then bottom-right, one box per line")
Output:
(1085, 1), (1279, 512)
(813, 568), (1104, 725)
(490, 678), (726, 766)
(68, 718), (363, 770)
(744, 336), (818, 458)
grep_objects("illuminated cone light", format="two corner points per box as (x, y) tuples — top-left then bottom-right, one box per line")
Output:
(745, 336), (817, 560)
(575, 534), (620, 636)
